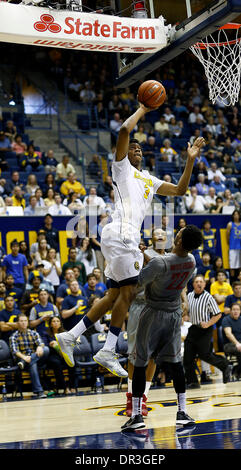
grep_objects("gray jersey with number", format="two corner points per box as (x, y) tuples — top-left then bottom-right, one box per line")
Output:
(138, 252), (196, 312)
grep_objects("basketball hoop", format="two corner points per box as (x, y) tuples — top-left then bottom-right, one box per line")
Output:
(190, 23), (241, 107)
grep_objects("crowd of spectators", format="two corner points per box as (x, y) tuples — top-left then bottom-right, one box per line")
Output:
(0, 44), (241, 396)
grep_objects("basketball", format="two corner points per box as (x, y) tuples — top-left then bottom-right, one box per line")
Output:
(137, 80), (166, 109)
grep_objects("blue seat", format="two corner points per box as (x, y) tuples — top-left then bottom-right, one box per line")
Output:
(77, 114), (90, 131)
(90, 332), (107, 355)
(156, 161), (178, 176)
(116, 331), (128, 355)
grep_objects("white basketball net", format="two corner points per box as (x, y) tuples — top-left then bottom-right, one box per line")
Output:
(190, 24), (241, 107)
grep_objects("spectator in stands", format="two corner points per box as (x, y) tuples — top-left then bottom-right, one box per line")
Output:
(138, 115), (154, 136)
(62, 247), (86, 286)
(105, 189), (115, 215)
(4, 274), (23, 307)
(29, 289), (59, 337)
(0, 295), (20, 344)
(34, 261), (55, 302)
(0, 282), (6, 311)
(76, 237), (97, 276)
(12, 186), (25, 210)
(223, 189), (241, 210)
(163, 106), (175, 122)
(185, 186), (209, 213)
(20, 144), (44, 173)
(176, 217), (187, 234)
(205, 186), (217, 210)
(209, 175), (227, 195)
(168, 117), (183, 138)
(42, 173), (58, 197)
(221, 153), (237, 175)
(210, 196), (226, 214)
(160, 138), (178, 162)
(207, 162), (226, 182)
(173, 98), (188, 118)
(43, 214), (59, 252)
(222, 303), (241, 379)
(63, 191), (84, 214)
(87, 154), (102, 180)
(79, 81), (96, 104)
(35, 238), (49, 266)
(48, 193), (72, 216)
(108, 94), (123, 115)
(19, 240), (34, 272)
(209, 256), (230, 285)
(202, 219), (216, 260)
(35, 188), (45, 207)
(56, 268), (86, 310)
(0, 194), (5, 215)
(68, 77), (82, 101)
(11, 134), (27, 156)
(2, 239), (28, 290)
(133, 124), (147, 144)
(24, 195), (38, 216)
(25, 174), (39, 196)
(45, 315), (76, 394)
(60, 172), (86, 198)
(83, 273), (103, 301)
(97, 175), (113, 200)
(197, 251), (213, 282)
(91, 267), (107, 295)
(4, 120), (17, 142)
(109, 112), (123, 134)
(61, 280), (88, 332)
(42, 248), (62, 293)
(226, 209), (241, 280)
(56, 155), (75, 182)
(83, 187), (106, 216)
(0, 131), (11, 170)
(142, 136), (159, 172)
(20, 272), (42, 316)
(210, 270), (233, 324)
(30, 230), (48, 260)
(89, 212), (108, 281)
(224, 281), (241, 315)
(154, 115), (170, 138)
(3, 171), (23, 195)
(196, 173), (209, 196)
(189, 105), (205, 125)
(44, 188), (55, 208)
(9, 313), (48, 399)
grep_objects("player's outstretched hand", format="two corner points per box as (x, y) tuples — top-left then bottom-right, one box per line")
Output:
(187, 137), (205, 160)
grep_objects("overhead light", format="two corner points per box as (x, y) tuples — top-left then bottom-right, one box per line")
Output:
(9, 100), (16, 106)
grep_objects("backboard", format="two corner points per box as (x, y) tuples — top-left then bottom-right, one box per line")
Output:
(114, 0), (241, 87)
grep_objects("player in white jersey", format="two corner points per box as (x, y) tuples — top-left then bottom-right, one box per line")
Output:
(55, 103), (205, 377)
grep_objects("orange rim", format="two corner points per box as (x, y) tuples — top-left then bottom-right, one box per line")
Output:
(192, 23), (241, 49)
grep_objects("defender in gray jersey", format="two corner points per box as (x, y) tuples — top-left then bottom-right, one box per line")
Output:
(121, 225), (203, 431)
(125, 228), (167, 417)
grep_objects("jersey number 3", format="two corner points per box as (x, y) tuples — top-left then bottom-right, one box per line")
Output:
(144, 184), (150, 200)
(166, 271), (190, 290)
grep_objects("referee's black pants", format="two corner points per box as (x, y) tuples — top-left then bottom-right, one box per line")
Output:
(183, 325), (229, 385)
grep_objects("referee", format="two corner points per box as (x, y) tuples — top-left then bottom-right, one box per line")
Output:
(184, 274), (230, 388)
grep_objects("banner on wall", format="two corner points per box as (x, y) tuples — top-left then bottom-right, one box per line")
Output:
(0, 3), (167, 53)
(0, 215), (231, 268)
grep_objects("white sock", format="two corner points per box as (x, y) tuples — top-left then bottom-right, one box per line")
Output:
(102, 331), (118, 351)
(144, 381), (151, 398)
(132, 396), (142, 417)
(177, 393), (186, 413)
(128, 378), (132, 394)
(69, 319), (87, 340)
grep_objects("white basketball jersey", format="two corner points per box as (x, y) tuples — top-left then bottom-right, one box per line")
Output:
(111, 155), (163, 239)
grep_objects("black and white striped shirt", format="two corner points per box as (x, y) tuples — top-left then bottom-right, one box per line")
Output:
(187, 290), (220, 325)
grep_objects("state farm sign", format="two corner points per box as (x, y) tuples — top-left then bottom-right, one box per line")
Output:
(0, 3), (167, 53)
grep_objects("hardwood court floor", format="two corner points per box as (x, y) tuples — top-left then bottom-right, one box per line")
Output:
(0, 379), (241, 449)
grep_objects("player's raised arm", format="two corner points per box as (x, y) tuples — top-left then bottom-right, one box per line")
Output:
(115, 103), (152, 162)
(156, 137), (205, 196)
